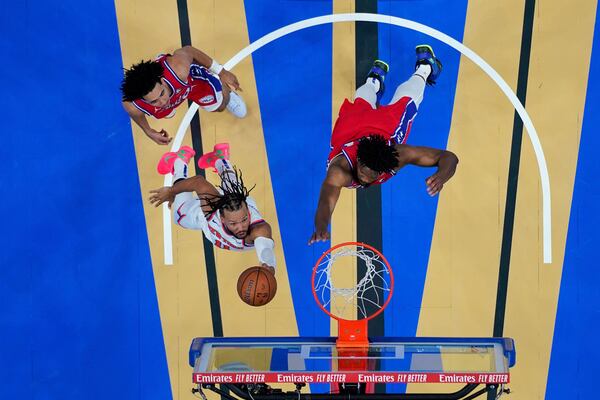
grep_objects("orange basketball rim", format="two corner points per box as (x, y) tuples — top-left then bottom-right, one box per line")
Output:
(311, 242), (394, 347)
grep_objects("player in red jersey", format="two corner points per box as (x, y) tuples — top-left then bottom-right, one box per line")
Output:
(120, 46), (246, 145)
(309, 45), (459, 244)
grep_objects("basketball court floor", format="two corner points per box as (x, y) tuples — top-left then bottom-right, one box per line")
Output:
(2, 0), (599, 399)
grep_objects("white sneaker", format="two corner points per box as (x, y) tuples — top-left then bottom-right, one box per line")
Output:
(226, 91), (247, 118)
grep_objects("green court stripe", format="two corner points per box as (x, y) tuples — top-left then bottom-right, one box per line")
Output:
(356, 0), (385, 394)
(176, 0), (224, 338)
(493, 0), (537, 338)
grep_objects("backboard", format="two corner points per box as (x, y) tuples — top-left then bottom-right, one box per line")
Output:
(189, 336), (515, 399)
(190, 243), (515, 399)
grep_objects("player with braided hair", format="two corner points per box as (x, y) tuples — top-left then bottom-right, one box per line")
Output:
(149, 144), (276, 272)
(310, 45), (459, 244)
(199, 168), (255, 219)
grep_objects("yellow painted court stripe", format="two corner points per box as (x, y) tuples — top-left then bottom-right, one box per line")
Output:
(418, 0), (525, 334)
(184, 1), (300, 396)
(504, 0), (597, 398)
(417, 0), (598, 397)
(114, 2), (216, 399)
(116, 0), (300, 398)
(330, 0), (357, 335)
(414, 0), (526, 394)
(186, 0), (298, 337)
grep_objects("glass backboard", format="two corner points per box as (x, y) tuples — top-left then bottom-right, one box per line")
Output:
(190, 336), (515, 385)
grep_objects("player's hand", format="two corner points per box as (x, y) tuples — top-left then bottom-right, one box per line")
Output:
(425, 172), (446, 196)
(219, 69), (242, 92)
(149, 187), (175, 208)
(146, 129), (172, 145)
(308, 228), (330, 245)
(261, 263), (275, 275)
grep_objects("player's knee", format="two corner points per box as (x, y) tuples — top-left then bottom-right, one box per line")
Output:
(215, 90), (229, 112)
(173, 215), (183, 227)
(173, 203), (187, 226)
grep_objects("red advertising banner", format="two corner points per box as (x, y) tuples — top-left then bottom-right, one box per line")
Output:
(193, 372), (509, 384)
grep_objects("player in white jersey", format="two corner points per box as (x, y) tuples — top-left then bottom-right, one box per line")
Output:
(148, 143), (276, 272)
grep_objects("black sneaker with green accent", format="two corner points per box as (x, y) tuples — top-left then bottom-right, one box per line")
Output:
(367, 59), (389, 101)
(415, 45), (443, 85)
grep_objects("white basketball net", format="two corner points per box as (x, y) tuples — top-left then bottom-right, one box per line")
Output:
(313, 245), (392, 320)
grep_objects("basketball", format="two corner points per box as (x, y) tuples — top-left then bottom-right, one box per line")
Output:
(237, 266), (277, 306)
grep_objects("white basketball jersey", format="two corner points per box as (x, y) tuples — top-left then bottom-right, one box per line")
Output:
(203, 196), (264, 251)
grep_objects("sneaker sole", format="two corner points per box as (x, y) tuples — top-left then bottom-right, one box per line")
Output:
(373, 59), (390, 73)
(415, 44), (436, 58)
(157, 152), (177, 175)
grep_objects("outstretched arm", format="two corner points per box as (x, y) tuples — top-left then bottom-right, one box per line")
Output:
(171, 46), (241, 91)
(309, 165), (348, 245)
(250, 222), (276, 275)
(148, 175), (219, 208)
(122, 101), (172, 145)
(395, 144), (459, 196)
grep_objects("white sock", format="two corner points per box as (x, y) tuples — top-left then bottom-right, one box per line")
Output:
(414, 64), (432, 82)
(226, 91), (247, 118)
(215, 159), (238, 191)
(367, 77), (381, 92)
(354, 80), (379, 109)
(173, 158), (188, 181)
(215, 158), (232, 175)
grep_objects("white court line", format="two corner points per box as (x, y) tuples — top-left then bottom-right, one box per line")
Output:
(163, 13), (552, 265)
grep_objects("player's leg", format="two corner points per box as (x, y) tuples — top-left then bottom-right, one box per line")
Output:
(390, 45), (442, 107)
(171, 159), (202, 230)
(214, 158), (238, 192)
(389, 66), (429, 107)
(384, 46), (443, 144)
(196, 143), (240, 192)
(216, 85), (247, 118)
(156, 146), (213, 231)
(189, 64), (247, 118)
(354, 60), (389, 109)
(197, 143), (230, 171)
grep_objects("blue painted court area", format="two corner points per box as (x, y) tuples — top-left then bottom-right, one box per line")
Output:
(3, 0), (600, 399)
(245, 0), (333, 339)
(376, 1), (468, 392)
(0, 1), (170, 399)
(245, 2), (334, 392)
(545, 6), (600, 399)
(378, 0), (468, 338)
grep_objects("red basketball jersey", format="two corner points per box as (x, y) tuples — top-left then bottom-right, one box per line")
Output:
(132, 54), (222, 119)
(327, 97), (418, 188)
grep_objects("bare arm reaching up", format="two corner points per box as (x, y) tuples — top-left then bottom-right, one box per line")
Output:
(395, 144), (459, 196)
(309, 163), (351, 245)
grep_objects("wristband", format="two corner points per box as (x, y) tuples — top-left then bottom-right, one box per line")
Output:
(209, 59), (224, 75)
(254, 237), (276, 268)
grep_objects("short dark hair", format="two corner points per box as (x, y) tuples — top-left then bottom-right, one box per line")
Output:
(356, 134), (399, 173)
(120, 60), (163, 101)
(200, 167), (255, 218)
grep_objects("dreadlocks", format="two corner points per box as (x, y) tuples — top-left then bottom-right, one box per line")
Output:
(356, 134), (399, 173)
(200, 167), (255, 218)
(120, 60), (164, 102)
